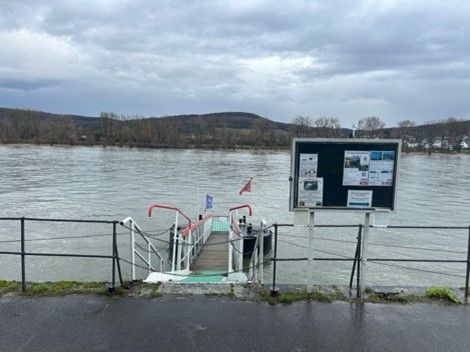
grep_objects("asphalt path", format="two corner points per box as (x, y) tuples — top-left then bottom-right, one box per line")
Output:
(0, 295), (469, 352)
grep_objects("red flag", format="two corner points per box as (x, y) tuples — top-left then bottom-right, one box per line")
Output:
(239, 178), (252, 195)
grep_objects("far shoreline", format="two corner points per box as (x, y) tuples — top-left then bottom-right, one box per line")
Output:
(1, 141), (469, 155)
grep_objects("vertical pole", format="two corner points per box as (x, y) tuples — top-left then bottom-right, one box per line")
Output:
(356, 225), (362, 298)
(307, 211), (315, 293)
(465, 225), (470, 303)
(259, 222), (264, 284)
(113, 222), (123, 285)
(171, 212), (179, 272)
(147, 239), (151, 275)
(349, 224), (362, 289)
(228, 214), (233, 273)
(21, 218), (26, 292)
(112, 222), (116, 289)
(270, 224), (279, 295)
(177, 233), (183, 271)
(186, 229), (192, 271)
(130, 221), (136, 280)
(359, 213), (371, 298)
(238, 230), (244, 273)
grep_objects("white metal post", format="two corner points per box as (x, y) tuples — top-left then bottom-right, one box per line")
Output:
(177, 233), (183, 271)
(360, 212), (371, 297)
(238, 232), (244, 273)
(171, 212), (179, 272)
(228, 214), (233, 273)
(147, 240), (151, 275)
(307, 211), (315, 292)
(130, 221), (136, 281)
(186, 229), (192, 271)
(259, 222), (264, 284)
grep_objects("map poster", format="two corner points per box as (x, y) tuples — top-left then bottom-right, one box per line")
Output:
(299, 153), (318, 177)
(368, 151), (395, 186)
(347, 190), (373, 208)
(343, 151), (370, 186)
(298, 177), (323, 207)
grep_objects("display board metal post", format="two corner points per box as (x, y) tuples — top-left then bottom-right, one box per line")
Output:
(307, 211), (315, 292)
(359, 212), (371, 297)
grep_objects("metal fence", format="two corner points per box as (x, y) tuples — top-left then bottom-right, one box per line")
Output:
(0, 217), (123, 292)
(269, 223), (470, 302)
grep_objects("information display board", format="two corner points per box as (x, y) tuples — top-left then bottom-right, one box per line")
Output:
(290, 138), (401, 211)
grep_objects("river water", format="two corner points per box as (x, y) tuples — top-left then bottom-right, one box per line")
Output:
(0, 145), (469, 286)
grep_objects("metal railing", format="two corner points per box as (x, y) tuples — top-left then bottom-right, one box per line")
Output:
(121, 217), (165, 280)
(228, 205), (252, 274)
(0, 217), (123, 292)
(269, 223), (470, 302)
(179, 215), (213, 271)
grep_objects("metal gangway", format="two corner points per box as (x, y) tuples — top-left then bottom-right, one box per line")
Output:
(122, 203), (263, 283)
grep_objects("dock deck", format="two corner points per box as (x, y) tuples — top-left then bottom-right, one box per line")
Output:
(190, 231), (229, 273)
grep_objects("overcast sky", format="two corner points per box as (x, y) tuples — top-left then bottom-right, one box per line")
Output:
(1, 0), (469, 127)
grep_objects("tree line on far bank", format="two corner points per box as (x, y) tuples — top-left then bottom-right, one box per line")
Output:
(0, 108), (468, 151)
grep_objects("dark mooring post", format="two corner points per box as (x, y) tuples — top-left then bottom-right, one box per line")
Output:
(111, 222), (116, 291)
(113, 221), (123, 286)
(465, 225), (470, 303)
(349, 224), (362, 290)
(270, 224), (279, 296)
(356, 225), (362, 298)
(21, 217), (26, 292)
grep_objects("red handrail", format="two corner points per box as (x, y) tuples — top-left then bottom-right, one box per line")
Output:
(147, 204), (192, 225)
(229, 204), (253, 216)
(180, 214), (212, 237)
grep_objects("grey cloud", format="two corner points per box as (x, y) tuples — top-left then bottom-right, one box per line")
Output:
(0, 0), (469, 125)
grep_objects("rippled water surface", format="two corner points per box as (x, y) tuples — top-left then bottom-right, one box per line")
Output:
(0, 145), (469, 286)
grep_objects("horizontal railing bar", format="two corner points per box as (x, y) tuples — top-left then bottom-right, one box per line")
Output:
(369, 259), (467, 263)
(0, 217), (117, 224)
(0, 251), (113, 259)
(274, 223), (468, 230)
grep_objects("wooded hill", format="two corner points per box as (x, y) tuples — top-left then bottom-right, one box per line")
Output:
(0, 107), (468, 149)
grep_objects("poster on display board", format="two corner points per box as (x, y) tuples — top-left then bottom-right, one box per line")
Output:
(290, 138), (401, 211)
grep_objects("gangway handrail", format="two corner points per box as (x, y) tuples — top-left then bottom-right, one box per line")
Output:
(121, 216), (165, 280)
(147, 203), (191, 272)
(228, 204), (253, 275)
(179, 215), (213, 267)
(147, 204), (192, 225)
(229, 204), (253, 216)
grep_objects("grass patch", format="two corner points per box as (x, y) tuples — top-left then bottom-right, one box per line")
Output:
(25, 281), (109, 296)
(0, 280), (131, 296)
(366, 291), (421, 304)
(0, 280), (22, 294)
(261, 289), (343, 304)
(425, 287), (461, 304)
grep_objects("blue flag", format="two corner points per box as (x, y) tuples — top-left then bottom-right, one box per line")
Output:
(205, 194), (213, 209)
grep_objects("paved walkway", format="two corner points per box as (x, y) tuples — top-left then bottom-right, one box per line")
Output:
(0, 295), (469, 352)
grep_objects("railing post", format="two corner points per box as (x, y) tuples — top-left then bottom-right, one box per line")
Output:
(270, 224), (279, 296)
(177, 233), (183, 271)
(187, 229), (192, 271)
(228, 229), (233, 273)
(147, 239), (151, 275)
(130, 221), (136, 281)
(349, 225), (362, 290)
(113, 221), (123, 286)
(259, 222), (264, 284)
(465, 225), (470, 303)
(359, 213), (371, 298)
(112, 222), (116, 290)
(21, 217), (26, 292)
(238, 232), (244, 273)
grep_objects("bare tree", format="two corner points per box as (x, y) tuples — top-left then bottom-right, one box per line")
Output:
(290, 116), (314, 138)
(355, 116), (386, 138)
(313, 116), (342, 137)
